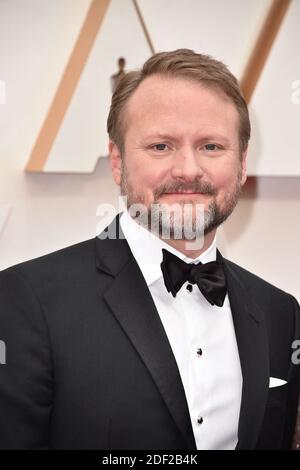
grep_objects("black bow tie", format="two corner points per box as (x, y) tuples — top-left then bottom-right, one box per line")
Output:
(160, 248), (227, 307)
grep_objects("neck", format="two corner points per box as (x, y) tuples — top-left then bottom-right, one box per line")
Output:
(158, 229), (216, 259)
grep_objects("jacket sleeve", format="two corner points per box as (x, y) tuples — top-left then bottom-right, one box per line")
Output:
(283, 294), (300, 449)
(0, 267), (53, 449)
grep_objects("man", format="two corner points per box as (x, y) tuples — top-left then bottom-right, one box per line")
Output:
(110, 57), (126, 93)
(0, 49), (299, 450)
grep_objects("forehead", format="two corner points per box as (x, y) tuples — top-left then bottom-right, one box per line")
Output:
(124, 75), (239, 138)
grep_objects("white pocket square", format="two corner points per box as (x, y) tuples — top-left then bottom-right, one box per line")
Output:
(269, 377), (287, 388)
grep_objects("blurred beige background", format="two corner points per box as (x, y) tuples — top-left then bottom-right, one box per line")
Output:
(0, 0), (299, 301)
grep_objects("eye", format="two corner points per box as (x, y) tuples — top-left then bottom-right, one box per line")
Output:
(204, 143), (220, 151)
(151, 143), (169, 151)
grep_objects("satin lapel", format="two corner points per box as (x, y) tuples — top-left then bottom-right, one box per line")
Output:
(220, 251), (270, 450)
(95, 214), (197, 450)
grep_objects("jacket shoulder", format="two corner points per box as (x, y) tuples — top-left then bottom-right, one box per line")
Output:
(224, 257), (298, 305)
(0, 238), (96, 281)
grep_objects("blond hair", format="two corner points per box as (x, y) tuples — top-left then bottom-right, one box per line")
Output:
(107, 49), (250, 156)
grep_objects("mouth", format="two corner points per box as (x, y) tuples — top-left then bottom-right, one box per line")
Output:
(162, 192), (206, 196)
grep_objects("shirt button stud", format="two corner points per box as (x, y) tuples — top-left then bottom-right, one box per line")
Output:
(186, 284), (193, 293)
(197, 417), (203, 425)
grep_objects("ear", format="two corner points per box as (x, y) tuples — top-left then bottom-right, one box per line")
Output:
(108, 140), (122, 186)
(240, 146), (248, 186)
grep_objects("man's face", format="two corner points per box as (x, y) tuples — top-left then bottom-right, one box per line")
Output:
(109, 75), (247, 240)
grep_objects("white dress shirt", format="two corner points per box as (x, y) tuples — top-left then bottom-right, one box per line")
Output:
(120, 210), (242, 450)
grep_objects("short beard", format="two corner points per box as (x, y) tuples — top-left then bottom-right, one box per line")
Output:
(120, 158), (242, 241)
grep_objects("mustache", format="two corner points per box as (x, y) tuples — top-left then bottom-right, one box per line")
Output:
(153, 181), (217, 198)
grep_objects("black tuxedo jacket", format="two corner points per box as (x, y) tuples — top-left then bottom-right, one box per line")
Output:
(0, 213), (299, 450)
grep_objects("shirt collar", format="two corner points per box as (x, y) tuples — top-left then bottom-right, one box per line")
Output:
(120, 210), (217, 287)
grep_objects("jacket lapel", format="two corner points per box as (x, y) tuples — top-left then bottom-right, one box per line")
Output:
(221, 252), (270, 449)
(95, 213), (197, 450)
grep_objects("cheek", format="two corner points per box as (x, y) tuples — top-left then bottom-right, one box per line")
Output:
(130, 158), (165, 188)
(126, 154), (147, 178)
(210, 160), (240, 190)
(125, 157), (165, 205)
(211, 171), (233, 191)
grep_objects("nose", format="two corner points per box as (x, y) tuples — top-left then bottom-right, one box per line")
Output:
(170, 146), (204, 182)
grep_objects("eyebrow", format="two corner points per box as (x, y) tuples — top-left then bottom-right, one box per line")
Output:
(144, 133), (179, 142)
(143, 132), (231, 145)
